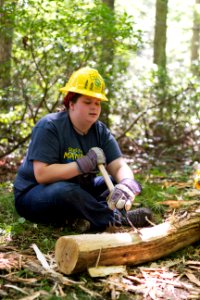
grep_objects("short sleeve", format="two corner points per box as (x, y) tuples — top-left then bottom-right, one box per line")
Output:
(28, 121), (60, 164)
(96, 122), (122, 164)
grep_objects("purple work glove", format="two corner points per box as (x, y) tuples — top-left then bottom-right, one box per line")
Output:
(76, 147), (106, 174)
(107, 178), (142, 211)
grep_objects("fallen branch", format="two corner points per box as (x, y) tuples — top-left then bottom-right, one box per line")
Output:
(55, 207), (200, 275)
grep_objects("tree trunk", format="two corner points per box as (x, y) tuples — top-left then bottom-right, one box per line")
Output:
(153, 0), (168, 69)
(55, 206), (200, 275)
(0, 0), (15, 90)
(100, 0), (115, 127)
(102, 0), (114, 9)
(191, 0), (200, 74)
(152, 0), (169, 130)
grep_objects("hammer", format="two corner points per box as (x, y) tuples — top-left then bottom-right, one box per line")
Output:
(98, 164), (142, 235)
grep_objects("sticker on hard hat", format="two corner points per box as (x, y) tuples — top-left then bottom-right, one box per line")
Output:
(94, 78), (101, 87)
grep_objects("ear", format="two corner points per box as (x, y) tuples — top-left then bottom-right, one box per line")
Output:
(69, 101), (74, 110)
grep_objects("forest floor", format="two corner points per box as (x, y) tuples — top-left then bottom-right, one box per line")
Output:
(0, 152), (200, 300)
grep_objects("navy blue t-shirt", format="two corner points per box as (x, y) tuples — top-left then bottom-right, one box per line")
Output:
(14, 111), (122, 193)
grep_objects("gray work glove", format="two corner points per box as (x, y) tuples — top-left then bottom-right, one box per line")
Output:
(76, 147), (106, 174)
(107, 178), (142, 211)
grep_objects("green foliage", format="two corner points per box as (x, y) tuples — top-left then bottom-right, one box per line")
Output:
(12, 0), (140, 102)
(2, 0), (200, 166)
(134, 165), (195, 223)
(0, 0), (142, 158)
(0, 183), (15, 224)
(112, 65), (200, 162)
(0, 105), (33, 157)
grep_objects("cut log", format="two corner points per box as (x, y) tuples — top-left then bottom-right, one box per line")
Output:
(55, 207), (200, 275)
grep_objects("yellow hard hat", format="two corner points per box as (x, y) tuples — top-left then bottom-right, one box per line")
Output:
(60, 67), (108, 101)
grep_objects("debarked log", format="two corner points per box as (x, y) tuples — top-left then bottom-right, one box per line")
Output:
(55, 207), (200, 275)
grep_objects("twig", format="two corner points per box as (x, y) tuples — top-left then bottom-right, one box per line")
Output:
(4, 284), (29, 295)
(95, 247), (102, 267)
(31, 244), (50, 271)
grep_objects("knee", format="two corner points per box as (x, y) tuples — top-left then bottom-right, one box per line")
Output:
(47, 181), (80, 200)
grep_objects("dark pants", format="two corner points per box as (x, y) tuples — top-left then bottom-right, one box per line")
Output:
(14, 176), (115, 230)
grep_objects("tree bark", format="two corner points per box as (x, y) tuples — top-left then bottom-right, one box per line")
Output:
(191, 0), (200, 73)
(55, 207), (200, 275)
(0, 0), (15, 90)
(99, 0), (115, 127)
(102, 0), (114, 9)
(153, 0), (168, 69)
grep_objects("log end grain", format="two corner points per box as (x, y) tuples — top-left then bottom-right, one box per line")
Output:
(55, 237), (79, 275)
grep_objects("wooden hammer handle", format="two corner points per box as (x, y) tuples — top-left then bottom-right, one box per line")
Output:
(98, 164), (114, 192)
(98, 164), (142, 236)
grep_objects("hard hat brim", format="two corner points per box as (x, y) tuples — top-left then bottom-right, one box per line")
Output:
(60, 87), (108, 102)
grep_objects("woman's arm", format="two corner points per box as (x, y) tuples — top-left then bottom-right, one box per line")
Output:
(33, 160), (81, 184)
(33, 147), (105, 184)
(106, 157), (134, 183)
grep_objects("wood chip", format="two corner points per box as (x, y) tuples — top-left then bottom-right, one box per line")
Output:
(88, 265), (127, 277)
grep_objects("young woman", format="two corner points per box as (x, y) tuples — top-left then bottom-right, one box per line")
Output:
(14, 67), (152, 232)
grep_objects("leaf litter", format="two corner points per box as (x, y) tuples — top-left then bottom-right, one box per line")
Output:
(0, 219), (200, 299)
(1, 163), (200, 299)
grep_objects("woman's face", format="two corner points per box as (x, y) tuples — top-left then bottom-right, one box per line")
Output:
(69, 95), (101, 125)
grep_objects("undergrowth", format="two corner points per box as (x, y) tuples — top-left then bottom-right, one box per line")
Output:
(0, 164), (198, 299)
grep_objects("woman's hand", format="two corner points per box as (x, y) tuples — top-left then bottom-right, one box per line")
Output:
(76, 147), (106, 173)
(107, 179), (142, 211)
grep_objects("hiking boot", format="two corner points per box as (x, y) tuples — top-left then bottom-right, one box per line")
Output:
(121, 207), (153, 228)
(71, 218), (91, 233)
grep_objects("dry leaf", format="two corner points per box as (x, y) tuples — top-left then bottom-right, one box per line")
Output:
(0, 252), (21, 270)
(162, 181), (191, 189)
(160, 200), (200, 208)
(185, 272), (200, 287)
